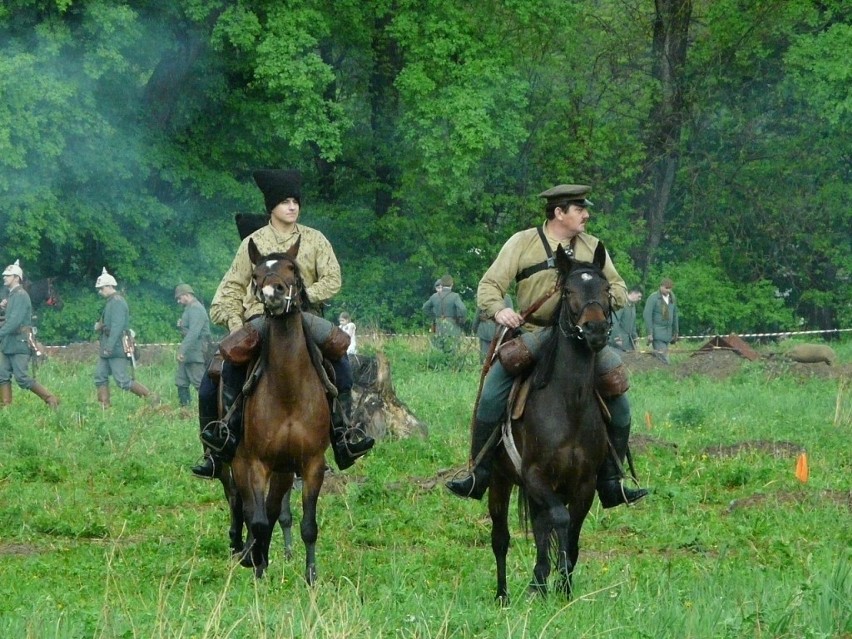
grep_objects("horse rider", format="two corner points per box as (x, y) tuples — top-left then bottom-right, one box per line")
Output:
(446, 184), (649, 508)
(93, 268), (157, 406)
(191, 168), (375, 479)
(0, 260), (60, 408)
(174, 284), (212, 407)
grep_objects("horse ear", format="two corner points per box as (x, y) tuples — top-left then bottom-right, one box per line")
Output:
(248, 238), (261, 266)
(287, 237), (301, 259)
(593, 241), (606, 270)
(555, 244), (572, 273)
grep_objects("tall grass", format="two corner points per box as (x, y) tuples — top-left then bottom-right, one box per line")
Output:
(0, 338), (849, 638)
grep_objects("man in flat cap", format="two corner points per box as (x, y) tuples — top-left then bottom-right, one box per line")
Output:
(422, 274), (467, 353)
(643, 277), (679, 363)
(0, 260), (60, 408)
(191, 168), (374, 479)
(446, 184), (648, 508)
(174, 284), (211, 408)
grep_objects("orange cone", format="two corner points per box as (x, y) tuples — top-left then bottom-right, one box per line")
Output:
(795, 452), (809, 483)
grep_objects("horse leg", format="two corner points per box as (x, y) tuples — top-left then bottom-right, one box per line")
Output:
(264, 472), (293, 570)
(488, 472), (513, 606)
(526, 498), (553, 597)
(559, 482), (596, 599)
(219, 467), (244, 557)
(524, 467), (571, 597)
(299, 456), (326, 586)
(235, 459), (273, 577)
(277, 487), (294, 561)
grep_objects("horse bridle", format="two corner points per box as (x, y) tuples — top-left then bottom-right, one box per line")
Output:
(253, 259), (303, 317)
(558, 272), (613, 341)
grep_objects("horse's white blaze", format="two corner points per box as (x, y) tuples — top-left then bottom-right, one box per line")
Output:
(581, 273), (593, 282)
(265, 259), (278, 269)
(262, 284), (276, 299)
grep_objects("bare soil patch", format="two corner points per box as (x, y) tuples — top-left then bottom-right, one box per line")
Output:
(726, 489), (852, 512)
(703, 440), (804, 459)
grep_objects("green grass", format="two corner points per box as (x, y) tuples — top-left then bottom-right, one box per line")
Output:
(0, 338), (850, 638)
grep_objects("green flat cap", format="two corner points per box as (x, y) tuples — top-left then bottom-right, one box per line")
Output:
(538, 184), (593, 207)
(174, 284), (194, 298)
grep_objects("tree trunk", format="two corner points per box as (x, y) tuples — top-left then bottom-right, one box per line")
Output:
(638, 0), (693, 277)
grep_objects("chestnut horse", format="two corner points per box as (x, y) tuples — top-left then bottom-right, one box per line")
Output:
(228, 237), (331, 581)
(488, 242), (613, 603)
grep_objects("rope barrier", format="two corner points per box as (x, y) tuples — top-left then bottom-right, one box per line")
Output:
(41, 326), (850, 349)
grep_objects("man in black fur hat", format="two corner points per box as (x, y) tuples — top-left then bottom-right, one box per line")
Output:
(191, 168), (374, 478)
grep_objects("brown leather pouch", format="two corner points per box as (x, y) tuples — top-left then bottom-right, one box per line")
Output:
(207, 352), (224, 385)
(219, 322), (261, 365)
(596, 364), (630, 398)
(498, 337), (535, 376)
(320, 326), (351, 362)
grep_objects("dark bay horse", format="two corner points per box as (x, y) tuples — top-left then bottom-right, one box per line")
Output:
(488, 242), (613, 603)
(227, 237), (331, 581)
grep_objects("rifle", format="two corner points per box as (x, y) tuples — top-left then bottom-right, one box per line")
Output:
(122, 329), (137, 370)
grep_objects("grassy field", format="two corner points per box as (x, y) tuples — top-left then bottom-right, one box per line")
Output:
(0, 337), (850, 638)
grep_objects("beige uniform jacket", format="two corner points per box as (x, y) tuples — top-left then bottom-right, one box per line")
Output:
(210, 222), (341, 331)
(478, 223), (627, 331)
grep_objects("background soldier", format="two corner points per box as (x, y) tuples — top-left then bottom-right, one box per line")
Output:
(422, 274), (467, 354)
(609, 287), (643, 352)
(643, 278), (679, 363)
(93, 268), (156, 407)
(0, 260), (59, 408)
(174, 284), (211, 407)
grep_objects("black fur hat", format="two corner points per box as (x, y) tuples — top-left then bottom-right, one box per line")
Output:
(252, 169), (301, 213)
(234, 213), (269, 240)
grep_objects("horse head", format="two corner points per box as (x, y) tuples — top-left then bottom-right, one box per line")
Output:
(247, 238), (306, 317)
(555, 241), (612, 352)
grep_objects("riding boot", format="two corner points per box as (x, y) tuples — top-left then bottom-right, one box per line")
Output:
(192, 392), (227, 480)
(198, 379), (242, 468)
(97, 384), (111, 408)
(446, 419), (501, 500)
(177, 385), (192, 407)
(330, 390), (375, 471)
(0, 383), (12, 406)
(29, 382), (60, 409)
(596, 417), (648, 508)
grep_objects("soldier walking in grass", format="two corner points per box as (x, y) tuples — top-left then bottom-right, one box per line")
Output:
(0, 260), (60, 409)
(93, 268), (156, 407)
(174, 284), (212, 408)
(643, 278), (679, 364)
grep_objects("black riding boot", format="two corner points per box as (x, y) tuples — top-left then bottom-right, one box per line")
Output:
(596, 420), (648, 508)
(193, 382), (242, 479)
(446, 419), (501, 500)
(330, 390), (375, 471)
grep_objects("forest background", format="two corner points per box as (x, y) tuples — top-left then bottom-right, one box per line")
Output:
(1, 0), (849, 344)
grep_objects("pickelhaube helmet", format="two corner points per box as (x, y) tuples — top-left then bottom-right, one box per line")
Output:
(2, 259), (23, 279)
(95, 267), (118, 289)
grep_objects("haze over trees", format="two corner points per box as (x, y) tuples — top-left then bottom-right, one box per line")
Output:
(1, 0), (849, 342)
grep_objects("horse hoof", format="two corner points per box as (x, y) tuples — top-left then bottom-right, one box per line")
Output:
(495, 594), (510, 608)
(305, 564), (317, 586)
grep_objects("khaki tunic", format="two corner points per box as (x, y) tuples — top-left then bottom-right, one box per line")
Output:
(477, 223), (628, 330)
(210, 222), (341, 331)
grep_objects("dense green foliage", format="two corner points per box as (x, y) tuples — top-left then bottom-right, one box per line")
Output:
(0, 337), (850, 637)
(1, 1), (849, 343)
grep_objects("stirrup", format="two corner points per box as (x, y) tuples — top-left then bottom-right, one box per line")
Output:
(190, 455), (219, 480)
(200, 420), (231, 453)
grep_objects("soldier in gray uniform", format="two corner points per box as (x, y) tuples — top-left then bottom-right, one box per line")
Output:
(643, 278), (679, 363)
(609, 287), (643, 351)
(93, 268), (156, 407)
(0, 260), (59, 408)
(174, 284), (212, 407)
(422, 274), (467, 353)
